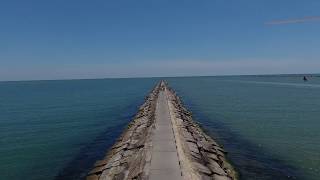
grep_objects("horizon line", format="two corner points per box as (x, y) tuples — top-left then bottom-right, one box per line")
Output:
(1, 73), (319, 83)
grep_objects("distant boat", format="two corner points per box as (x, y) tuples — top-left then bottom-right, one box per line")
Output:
(303, 76), (308, 82)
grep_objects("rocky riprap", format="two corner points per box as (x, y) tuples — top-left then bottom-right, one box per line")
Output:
(86, 81), (237, 180)
(86, 82), (161, 180)
(165, 83), (237, 180)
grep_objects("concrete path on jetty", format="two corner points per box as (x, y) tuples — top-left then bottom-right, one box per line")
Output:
(149, 90), (183, 180)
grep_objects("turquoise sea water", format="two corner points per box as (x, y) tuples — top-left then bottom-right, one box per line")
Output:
(0, 78), (159, 180)
(168, 75), (320, 180)
(1, 75), (319, 180)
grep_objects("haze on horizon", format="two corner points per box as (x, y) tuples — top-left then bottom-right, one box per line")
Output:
(1, 0), (320, 81)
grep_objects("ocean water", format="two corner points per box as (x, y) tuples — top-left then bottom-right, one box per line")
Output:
(0, 75), (319, 180)
(0, 78), (159, 180)
(167, 75), (320, 180)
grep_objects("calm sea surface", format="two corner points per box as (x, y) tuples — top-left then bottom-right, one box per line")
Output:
(0, 76), (319, 180)
(0, 78), (159, 180)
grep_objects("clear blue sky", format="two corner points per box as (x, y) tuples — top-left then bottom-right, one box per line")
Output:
(1, 0), (320, 81)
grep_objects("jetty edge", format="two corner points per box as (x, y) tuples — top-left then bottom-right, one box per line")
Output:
(87, 81), (237, 180)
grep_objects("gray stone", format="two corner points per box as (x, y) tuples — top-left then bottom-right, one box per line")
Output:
(213, 174), (232, 180)
(186, 141), (200, 154)
(193, 162), (212, 175)
(208, 160), (227, 176)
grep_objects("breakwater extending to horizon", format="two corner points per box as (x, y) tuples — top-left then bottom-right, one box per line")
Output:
(87, 81), (237, 180)
(1, 75), (319, 180)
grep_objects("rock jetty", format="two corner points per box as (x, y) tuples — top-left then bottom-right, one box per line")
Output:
(87, 81), (237, 180)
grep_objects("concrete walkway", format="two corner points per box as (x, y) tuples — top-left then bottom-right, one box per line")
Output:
(149, 90), (183, 180)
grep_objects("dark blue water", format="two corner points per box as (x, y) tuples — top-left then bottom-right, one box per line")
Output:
(1, 75), (319, 180)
